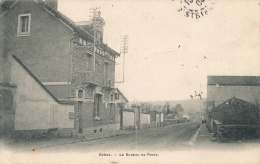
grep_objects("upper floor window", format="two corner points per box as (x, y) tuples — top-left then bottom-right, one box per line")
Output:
(115, 93), (119, 100)
(83, 39), (87, 46)
(17, 13), (31, 36)
(96, 31), (103, 44)
(78, 37), (83, 44)
(86, 55), (93, 71)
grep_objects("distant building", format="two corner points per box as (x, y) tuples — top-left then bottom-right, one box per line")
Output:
(211, 97), (259, 126)
(0, 0), (128, 139)
(206, 76), (260, 131)
(207, 76), (260, 107)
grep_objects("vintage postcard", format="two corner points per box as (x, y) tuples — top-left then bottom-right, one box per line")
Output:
(0, 0), (259, 163)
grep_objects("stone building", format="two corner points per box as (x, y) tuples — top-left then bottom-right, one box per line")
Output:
(207, 76), (260, 107)
(0, 0), (127, 139)
(206, 76), (260, 130)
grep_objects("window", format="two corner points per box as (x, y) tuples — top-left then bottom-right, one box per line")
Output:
(86, 54), (93, 71)
(104, 63), (109, 85)
(97, 31), (101, 43)
(78, 90), (83, 98)
(115, 93), (119, 100)
(94, 94), (102, 118)
(104, 90), (109, 100)
(78, 37), (83, 44)
(83, 39), (87, 46)
(17, 13), (31, 36)
(76, 87), (85, 99)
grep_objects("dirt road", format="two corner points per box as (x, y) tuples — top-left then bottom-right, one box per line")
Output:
(40, 122), (200, 152)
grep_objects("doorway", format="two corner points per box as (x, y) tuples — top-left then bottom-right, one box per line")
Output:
(0, 89), (14, 138)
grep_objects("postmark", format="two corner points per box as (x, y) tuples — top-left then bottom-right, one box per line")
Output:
(174, 0), (215, 19)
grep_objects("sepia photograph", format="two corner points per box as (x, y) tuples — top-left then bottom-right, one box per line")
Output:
(0, 0), (259, 163)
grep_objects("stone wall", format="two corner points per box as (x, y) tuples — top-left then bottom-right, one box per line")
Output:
(123, 111), (135, 130)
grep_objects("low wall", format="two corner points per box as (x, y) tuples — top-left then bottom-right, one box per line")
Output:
(82, 123), (120, 134)
(141, 113), (150, 124)
(141, 113), (150, 129)
(123, 111), (135, 130)
(163, 119), (179, 126)
(14, 127), (74, 141)
(216, 125), (260, 142)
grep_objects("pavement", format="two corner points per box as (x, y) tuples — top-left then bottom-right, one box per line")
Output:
(1, 123), (259, 164)
(194, 123), (260, 151)
(2, 122), (199, 152)
(2, 130), (132, 152)
(194, 123), (212, 146)
(37, 122), (201, 152)
(6, 122), (257, 152)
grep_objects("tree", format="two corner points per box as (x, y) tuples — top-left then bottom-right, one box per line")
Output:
(141, 102), (153, 113)
(166, 102), (170, 114)
(152, 105), (162, 112)
(173, 104), (184, 119)
(162, 102), (171, 115)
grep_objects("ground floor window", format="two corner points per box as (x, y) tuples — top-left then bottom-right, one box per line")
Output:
(94, 94), (102, 117)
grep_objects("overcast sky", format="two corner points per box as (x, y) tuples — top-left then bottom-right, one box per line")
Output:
(58, 0), (259, 102)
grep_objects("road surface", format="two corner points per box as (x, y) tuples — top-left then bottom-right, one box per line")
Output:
(2, 122), (259, 164)
(40, 122), (200, 152)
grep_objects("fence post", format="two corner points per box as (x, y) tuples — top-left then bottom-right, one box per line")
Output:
(117, 103), (125, 130)
(136, 105), (141, 129)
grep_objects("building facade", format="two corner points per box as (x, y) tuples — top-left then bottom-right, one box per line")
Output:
(206, 76), (260, 131)
(0, 0), (127, 139)
(207, 76), (260, 107)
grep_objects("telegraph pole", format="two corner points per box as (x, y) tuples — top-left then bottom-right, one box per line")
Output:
(89, 7), (100, 72)
(116, 35), (128, 83)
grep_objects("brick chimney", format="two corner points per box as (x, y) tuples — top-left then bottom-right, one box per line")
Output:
(45, 0), (58, 10)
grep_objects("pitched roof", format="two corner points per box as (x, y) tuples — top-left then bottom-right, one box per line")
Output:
(45, 85), (70, 100)
(117, 88), (129, 102)
(36, 0), (120, 57)
(0, 0), (17, 16)
(214, 97), (257, 111)
(12, 55), (75, 105)
(207, 76), (260, 86)
(0, 0), (120, 57)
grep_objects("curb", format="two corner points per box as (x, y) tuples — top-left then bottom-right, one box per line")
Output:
(188, 124), (201, 146)
(14, 122), (200, 151)
(39, 122), (199, 149)
(15, 132), (130, 152)
(40, 133), (130, 150)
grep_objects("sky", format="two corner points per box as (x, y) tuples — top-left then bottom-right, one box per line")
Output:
(58, 0), (260, 102)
